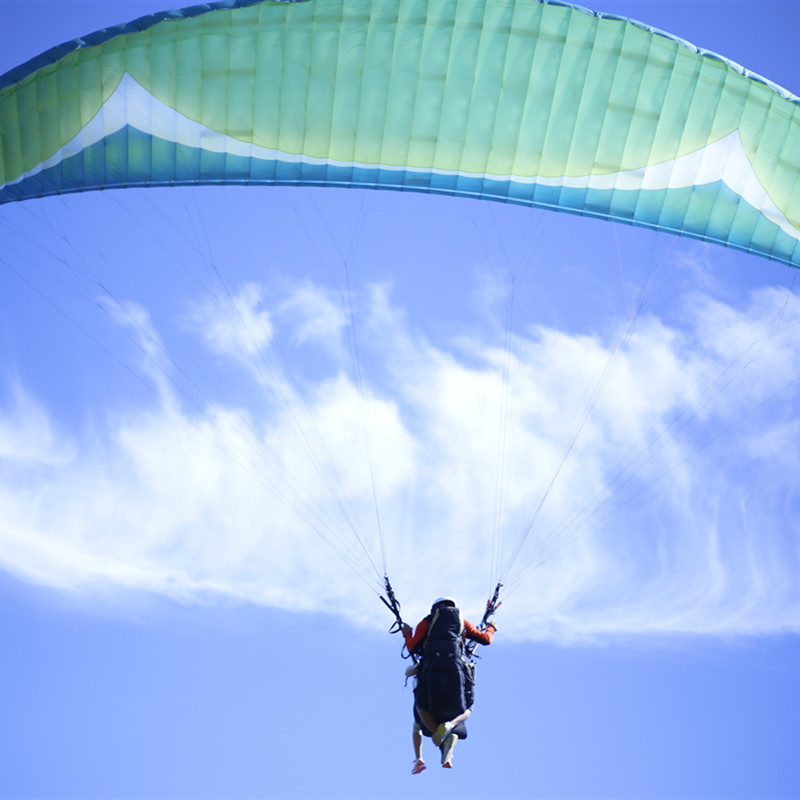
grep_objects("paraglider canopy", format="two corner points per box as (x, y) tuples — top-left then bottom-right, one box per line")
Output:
(1, 0), (799, 266)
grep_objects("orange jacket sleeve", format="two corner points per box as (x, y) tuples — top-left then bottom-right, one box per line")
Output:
(404, 618), (429, 653)
(465, 619), (496, 645)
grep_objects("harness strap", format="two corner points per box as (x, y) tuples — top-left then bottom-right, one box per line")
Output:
(466, 582), (502, 657)
(380, 575), (417, 661)
(481, 581), (503, 628)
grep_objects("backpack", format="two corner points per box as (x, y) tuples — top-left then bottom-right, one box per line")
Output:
(418, 606), (475, 719)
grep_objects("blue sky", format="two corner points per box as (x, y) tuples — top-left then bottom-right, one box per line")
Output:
(1, 1), (799, 798)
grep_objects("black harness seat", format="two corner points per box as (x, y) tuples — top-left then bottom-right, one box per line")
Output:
(415, 606), (476, 726)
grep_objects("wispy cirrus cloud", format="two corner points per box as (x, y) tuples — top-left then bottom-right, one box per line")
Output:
(1, 273), (799, 642)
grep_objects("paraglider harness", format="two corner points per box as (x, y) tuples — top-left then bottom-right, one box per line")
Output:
(380, 577), (502, 717)
(416, 603), (474, 718)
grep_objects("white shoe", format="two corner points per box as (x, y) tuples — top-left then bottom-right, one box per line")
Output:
(440, 733), (457, 767)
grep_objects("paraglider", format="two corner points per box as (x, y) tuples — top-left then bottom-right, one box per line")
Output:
(402, 595), (497, 771)
(381, 579), (501, 770)
(1, 0), (800, 782)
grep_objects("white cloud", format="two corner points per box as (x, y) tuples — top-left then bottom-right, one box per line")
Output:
(0, 381), (74, 468)
(188, 282), (273, 362)
(1, 276), (799, 642)
(101, 297), (177, 407)
(279, 282), (349, 356)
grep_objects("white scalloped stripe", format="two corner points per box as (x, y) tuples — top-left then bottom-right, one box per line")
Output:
(4, 73), (799, 246)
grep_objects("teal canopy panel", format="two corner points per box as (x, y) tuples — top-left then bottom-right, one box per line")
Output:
(1, 0), (799, 266)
